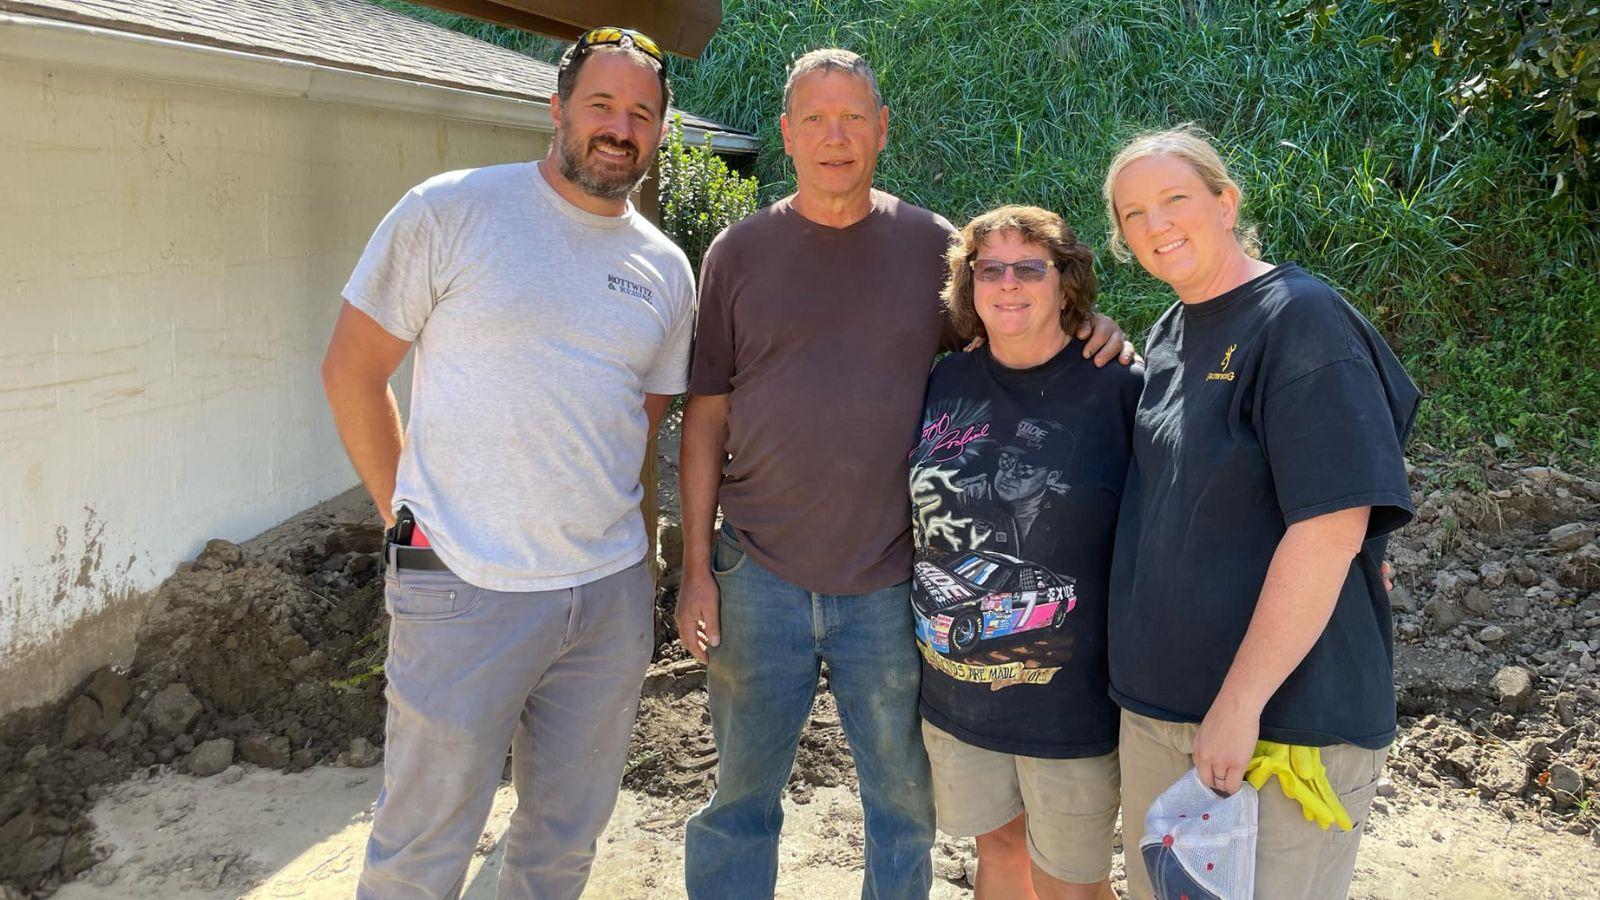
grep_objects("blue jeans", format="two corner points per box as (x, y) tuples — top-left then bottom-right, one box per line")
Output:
(684, 526), (935, 899)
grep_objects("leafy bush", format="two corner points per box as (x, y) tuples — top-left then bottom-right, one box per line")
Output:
(1284, 1), (1600, 188)
(658, 116), (760, 270)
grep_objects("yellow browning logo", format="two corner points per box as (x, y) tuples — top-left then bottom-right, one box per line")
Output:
(1207, 343), (1238, 381)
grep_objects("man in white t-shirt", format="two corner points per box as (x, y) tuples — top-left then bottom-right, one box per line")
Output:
(320, 28), (692, 899)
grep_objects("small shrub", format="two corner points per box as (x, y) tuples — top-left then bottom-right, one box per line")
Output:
(658, 115), (760, 270)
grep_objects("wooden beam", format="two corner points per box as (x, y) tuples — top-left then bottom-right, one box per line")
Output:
(407, 0), (721, 57)
(407, 0), (582, 40)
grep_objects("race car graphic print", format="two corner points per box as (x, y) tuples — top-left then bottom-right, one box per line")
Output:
(912, 549), (1077, 658)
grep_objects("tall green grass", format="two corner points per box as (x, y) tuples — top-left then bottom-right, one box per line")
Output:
(379, 0), (1600, 464)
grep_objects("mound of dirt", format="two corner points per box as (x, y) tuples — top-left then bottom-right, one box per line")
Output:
(1385, 459), (1600, 835)
(0, 496), (390, 897)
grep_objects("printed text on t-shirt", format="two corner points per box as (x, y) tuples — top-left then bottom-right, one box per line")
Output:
(915, 412), (991, 464)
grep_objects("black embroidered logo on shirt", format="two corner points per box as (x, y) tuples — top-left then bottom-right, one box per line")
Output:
(1206, 344), (1238, 382)
(607, 274), (653, 300)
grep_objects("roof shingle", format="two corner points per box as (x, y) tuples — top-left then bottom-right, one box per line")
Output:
(0, 0), (740, 134)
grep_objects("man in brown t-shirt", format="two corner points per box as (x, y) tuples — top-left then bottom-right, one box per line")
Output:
(676, 49), (1132, 899)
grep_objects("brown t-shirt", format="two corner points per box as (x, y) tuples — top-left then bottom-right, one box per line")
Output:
(689, 190), (958, 594)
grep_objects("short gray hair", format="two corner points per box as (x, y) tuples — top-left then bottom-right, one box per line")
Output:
(783, 48), (883, 113)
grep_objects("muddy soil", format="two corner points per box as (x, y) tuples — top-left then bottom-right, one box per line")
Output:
(0, 492), (389, 896)
(3, 448), (1598, 898)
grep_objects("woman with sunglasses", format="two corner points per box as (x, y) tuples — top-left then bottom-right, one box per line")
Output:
(908, 206), (1139, 900)
(1103, 126), (1419, 900)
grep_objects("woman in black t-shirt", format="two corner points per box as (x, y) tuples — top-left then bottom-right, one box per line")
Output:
(910, 206), (1141, 899)
(1103, 127), (1420, 900)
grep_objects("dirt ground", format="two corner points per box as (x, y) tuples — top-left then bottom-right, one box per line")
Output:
(34, 756), (1600, 900)
(3, 439), (1599, 899)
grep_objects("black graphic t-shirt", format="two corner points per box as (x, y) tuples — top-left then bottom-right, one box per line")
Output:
(1109, 264), (1420, 749)
(910, 341), (1143, 758)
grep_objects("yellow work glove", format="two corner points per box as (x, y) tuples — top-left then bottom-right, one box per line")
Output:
(1244, 741), (1353, 831)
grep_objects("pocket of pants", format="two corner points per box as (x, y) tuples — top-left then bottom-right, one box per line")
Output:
(1331, 748), (1385, 832)
(711, 529), (748, 577)
(388, 571), (481, 621)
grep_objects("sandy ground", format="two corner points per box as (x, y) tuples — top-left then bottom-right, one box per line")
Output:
(52, 764), (1600, 900)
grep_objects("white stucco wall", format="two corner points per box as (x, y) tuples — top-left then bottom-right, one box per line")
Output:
(0, 52), (552, 716)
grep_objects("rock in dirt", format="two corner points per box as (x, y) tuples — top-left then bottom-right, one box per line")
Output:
(1557, 544), (1600, 590)
(1432, 569), (1478, 597)
(1491, 666), (1537, 712)
(60, 830), (95, 877)
(0, 812), (65, 880)
(143, 683), (204, 736)
(347, 736), (381, 768)
(1548, 523), (1596, 551)
(1477, 752), (1529, 796)
(1423, 595), (1461, 633)
(1548, 764), (1585, 805)
(84, 668), (131, 720)
(0, 772), (39, 824)
(277, 632), (312, 660)
(61, 695), (110, 747)
(1463, 588), (1495, 616)
(195, 538), (244, 570)
(219, 765), (245, 784)
(1480, 560), (1510, 588)
(187, 738), (234, 777)
(1556, 693), (1579, 727)
(239, 734), (292, 770)
(1478, 624), (1508, 644)
(642, 658), (706, 696)
(1394, 646), (1494, 712)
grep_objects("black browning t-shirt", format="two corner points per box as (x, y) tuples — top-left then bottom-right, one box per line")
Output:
(1109, 264), (1420, 749)
(910, 341), (1143, 758)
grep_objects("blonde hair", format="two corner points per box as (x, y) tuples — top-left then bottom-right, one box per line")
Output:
(1101, 124), (1260, 261)
(942, 205), (1098, 344)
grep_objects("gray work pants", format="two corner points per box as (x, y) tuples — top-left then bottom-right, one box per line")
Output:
(357, 558), (655, 900)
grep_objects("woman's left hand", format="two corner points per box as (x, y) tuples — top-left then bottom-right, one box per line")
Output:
(1191, 697), (1261, 796)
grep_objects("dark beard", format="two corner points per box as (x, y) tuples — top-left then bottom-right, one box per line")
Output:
(556, 121), (649, 201)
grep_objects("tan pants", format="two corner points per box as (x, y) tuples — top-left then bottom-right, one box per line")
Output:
(921, 720), (1120, 883)
(1119, 710), (1388, 900)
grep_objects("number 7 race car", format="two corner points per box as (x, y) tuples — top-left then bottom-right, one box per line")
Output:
(912, 549), (1077, 658)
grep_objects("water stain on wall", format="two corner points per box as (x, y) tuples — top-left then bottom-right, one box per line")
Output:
(73, 510), (108, 589)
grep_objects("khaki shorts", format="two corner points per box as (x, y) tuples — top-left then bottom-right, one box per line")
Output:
(1118, 709), (1389, 900)
(921, 719), (1120, 884)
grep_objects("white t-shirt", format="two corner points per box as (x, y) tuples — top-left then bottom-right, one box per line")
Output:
(343, 161), (694, 591)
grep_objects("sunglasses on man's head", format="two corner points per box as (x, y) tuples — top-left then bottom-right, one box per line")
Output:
(573, 26), (665, 64)
(970, 258), (1056, 283)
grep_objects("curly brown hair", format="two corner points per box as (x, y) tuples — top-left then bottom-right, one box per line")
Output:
(942, 205), (1098, 344)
